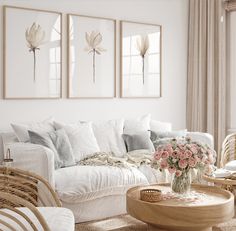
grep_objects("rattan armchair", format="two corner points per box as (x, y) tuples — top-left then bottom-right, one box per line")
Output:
(220, 133), (236, 167)
(0, 166), (74, 231)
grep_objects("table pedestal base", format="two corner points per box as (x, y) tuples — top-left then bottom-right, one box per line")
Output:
(148, 224), (212, 231)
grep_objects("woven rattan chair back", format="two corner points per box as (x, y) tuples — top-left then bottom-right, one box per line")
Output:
(0, 166), (61, 207)
(220, 133), (236, 167)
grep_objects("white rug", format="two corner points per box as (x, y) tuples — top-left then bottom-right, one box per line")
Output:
(75, 214), (236, 231)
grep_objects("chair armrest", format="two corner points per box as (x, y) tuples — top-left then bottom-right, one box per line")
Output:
(187, 132), (214, 149)
(8, 143), (55, 187)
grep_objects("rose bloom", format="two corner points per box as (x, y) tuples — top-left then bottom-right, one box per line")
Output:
(165, 145), (173, 155)
(184, 150), (192, 158)
(175, 170), (182, 177)
(165, 144), (172, 150)
(171, 151), (179, 158)
(160, 159), (169, 169)
(178, 159), (188, 169)
(161, 151), (169, 159)
(190, 146), (198, 154)
(168, 166), (176, 174)
(179, 151), (186, 160)
(154, 151), (162, 160)
(188, 157), (197, 168)
(194, 156), (201, 163)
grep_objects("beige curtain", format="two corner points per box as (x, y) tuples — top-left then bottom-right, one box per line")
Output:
(187, 0), (226, 166)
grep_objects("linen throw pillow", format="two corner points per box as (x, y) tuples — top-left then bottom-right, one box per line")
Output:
(122, 132), (155, 152)
(28, 129), (76, 169)
(92, 119), (127, 157)
(150, 130), (187, 150)
(150, 120), (172, 132)
(124, 114), (151, 135)
(11, 117), (55, 142)
(54, 121), (100, 162)
(150, 130), (187, 140)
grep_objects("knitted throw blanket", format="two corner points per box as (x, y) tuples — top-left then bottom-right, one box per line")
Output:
(78, 150), (154, 168)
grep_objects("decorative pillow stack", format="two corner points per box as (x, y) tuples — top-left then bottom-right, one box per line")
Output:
(29, 129), (75, 169)
(11, 118), (77, 169)
(10, 115), (182, 169)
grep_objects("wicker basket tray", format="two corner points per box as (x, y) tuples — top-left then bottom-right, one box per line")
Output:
(140, 188), (162, 202)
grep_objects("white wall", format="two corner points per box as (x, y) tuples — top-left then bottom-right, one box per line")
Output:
(0, 0), (188, 131)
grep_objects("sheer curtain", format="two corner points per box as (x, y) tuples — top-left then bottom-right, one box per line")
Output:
(187, 0), (226, 166)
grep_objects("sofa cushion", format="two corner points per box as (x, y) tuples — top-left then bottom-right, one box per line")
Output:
(150, 120), (172, 132)
(93, 119), (126, 157)
(124, 114), (151, 135)
(55, 165), (148, 203)
(11, 117), (55, 142)
(123, 132), (154, 152)
(54, 121), (100, 162)
(0, 207), (74, 231)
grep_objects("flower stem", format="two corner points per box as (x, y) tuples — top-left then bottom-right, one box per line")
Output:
(93, 50), (95, 83)
(33, 49), (36, 82)
(142, 56), (145, 85)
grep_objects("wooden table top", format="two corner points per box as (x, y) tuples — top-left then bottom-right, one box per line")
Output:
(126, 184), (234, 231)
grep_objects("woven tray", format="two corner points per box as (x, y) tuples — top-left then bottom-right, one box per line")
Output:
(140, 188), (162, 202)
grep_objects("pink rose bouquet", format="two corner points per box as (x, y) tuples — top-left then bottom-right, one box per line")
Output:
(152, 137), (216, 193)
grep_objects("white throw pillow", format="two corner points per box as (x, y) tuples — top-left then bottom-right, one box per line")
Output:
(124, 114), (151, 135)
(54, 121), (100, 162)
(93, 119), (127, 157)
(150, 120), (172, 132)
(11, 117), (55, 142)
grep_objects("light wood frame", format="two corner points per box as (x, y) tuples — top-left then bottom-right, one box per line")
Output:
(3, 5), (63, 99)
(120, 20), (162, 98)
(67, 14), (116, 98)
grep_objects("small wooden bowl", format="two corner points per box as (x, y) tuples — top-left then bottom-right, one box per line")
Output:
(140, 188), (162, 202)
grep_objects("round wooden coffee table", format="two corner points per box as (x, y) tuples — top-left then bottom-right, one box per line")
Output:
(126, 184), (234, 231)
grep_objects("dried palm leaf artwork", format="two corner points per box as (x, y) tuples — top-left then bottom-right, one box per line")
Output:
(136, 35), (149, 84)
(25, 22), (45, 82)
(84, 31), (106, 83)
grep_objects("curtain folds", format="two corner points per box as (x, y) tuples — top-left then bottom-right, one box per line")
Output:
(187, 0), (226, 166)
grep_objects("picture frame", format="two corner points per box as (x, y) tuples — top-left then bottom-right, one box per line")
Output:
(67, 14), (116, 98)
(120, 21), (162, 98)
(3, 6), (62, 99)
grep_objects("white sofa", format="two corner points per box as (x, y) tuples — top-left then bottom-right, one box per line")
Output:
(0, 118), (214, 223)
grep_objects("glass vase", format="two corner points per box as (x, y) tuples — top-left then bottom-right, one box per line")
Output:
(171, 170), (191, 194)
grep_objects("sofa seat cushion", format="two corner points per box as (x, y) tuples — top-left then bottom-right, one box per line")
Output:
(0, 207), (74, 231)
(55, 165), (148, 203)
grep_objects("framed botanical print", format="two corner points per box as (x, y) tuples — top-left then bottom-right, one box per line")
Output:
(3, 6), (62, 99)
(68, 14), (116, 98)
(120, 21), (162, 98)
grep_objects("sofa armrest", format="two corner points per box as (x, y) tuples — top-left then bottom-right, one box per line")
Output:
(8, 142), (55, 187)
(187, 132), (214, 149)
